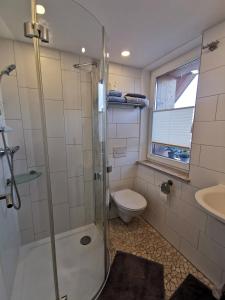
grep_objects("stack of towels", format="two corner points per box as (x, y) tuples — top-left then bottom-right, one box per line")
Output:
(107, 90), (149, 107)
(107, 90), (125, 103)
(124, 93), (148, 107)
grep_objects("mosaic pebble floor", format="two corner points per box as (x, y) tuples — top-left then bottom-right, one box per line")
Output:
(109, 217), (214, 299)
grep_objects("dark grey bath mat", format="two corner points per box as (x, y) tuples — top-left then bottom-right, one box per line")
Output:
(98, 251), (164, 300)
(169, 274), (216, 300)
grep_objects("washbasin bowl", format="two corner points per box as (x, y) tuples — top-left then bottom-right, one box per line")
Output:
(195, 184), (225, 224)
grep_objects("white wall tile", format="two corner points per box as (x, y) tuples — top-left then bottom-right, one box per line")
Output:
(40, 47), (60, 60)
(83, 150), (93, 181)
(121, 165), (136, 179)
(110, 178), (134, 192)
(14, 42), (37, 88)
(24, 130), (44, 167)
(107, 108), (113, 123)
(62, 71), (81, 109)
(41, 57), (62, 100)
(166, 209), (199, 248)
(198, 65), (225, 98)
(108, 138), (126, 154)
(200, 145), (225, 172)
(82, 118), (92, 150)
(53, 203), (70, 234)
(50, 171), (68, 205)
(66, 145), (83, 177)
(0, 38), (15, 72)
(18, 196), (33, 230)
(20, 228), (35, 245)
(180, 183), (200, 208)
(190, 165), (225, 188)
(137, 165), (155, 184)
(60, 51), (79, 71)
(216, 94), (225, 120)
(107, 124), (116, 138)
(45, 100), (65, 137)
(2, 76), (21, 119)
(116, 124), (139, 138)
(109, 167), (121, 181)
(81, 82), (92, 117)
(112, 108), (139, 123)
(6, 120), (26, 159)
(180, 238), (223, 285)
(190, 143), (201, 166)
(85, 181), (94, 224)
(20, 88), (41, 129)
(68, 176), (84, 207)
(64, 110), (82, 144)
(29, 166), (47, 202)
(198, 232), (225, 270)
(192, 121), (225, 146)
(127, 138), (139, 152)
(48, 138), (67, 172)
(114, 151), (138, 167)
(206, 215), (225, 247)
(195, 96), (217, 121)
(69, 206), (86, 229)
(134, 178), (148, 197)
(32, 200), (50, 234)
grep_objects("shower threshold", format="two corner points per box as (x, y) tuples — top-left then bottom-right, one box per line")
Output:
(11, 224), (105, 300)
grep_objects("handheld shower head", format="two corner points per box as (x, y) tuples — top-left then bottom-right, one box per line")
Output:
(0, 64), (16, 79)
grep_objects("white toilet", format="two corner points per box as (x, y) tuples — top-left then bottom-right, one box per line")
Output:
(111, 189), (147, 223)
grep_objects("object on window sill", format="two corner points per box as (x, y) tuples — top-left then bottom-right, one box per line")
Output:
(137, 160), (190, 182)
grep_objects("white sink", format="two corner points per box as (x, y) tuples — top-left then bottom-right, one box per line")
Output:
(195, 184), (225, 224)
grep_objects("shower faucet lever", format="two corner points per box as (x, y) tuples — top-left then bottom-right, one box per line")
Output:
(0, 194), (13, 208)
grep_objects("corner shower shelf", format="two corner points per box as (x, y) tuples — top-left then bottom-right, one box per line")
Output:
(13, 171), (42, 185)
(107, 102), (146, 109)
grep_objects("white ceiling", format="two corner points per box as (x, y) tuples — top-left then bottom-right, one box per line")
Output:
(76, 0), (225, 68)
(1, 0), (225, 70)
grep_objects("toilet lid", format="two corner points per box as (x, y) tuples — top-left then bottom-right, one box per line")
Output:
(112, 189), (147, 211)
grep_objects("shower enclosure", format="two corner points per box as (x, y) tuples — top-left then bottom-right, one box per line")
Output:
(0, 0), (109, 299)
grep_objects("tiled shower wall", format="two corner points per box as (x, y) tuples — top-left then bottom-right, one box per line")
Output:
(0, 37), (94, 244)
(107, 63), (142, 192)
(0, 89), (20, 300)
(134, 21), (225, 286)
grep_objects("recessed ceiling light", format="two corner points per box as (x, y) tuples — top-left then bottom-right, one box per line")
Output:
(81, 47), (86, 53)
(106, 52), (110, 58)
(121, 50), (130, 57)
(191, 69), (199, 75)
(36, 4), (45, 15)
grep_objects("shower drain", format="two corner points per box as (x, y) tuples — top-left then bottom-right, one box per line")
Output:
(80, 235), (92, 245)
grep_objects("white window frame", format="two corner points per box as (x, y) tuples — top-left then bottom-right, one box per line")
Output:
(147, 48), (201, 172)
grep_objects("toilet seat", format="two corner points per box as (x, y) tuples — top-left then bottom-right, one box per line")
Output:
(111, 189), (147, 211)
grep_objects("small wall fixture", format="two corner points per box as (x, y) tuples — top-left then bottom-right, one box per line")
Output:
(202, 40), (219, 52)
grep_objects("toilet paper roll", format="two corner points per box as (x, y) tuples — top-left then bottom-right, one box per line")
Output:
(160, 191), (168, 203)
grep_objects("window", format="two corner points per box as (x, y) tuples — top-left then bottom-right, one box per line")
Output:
(149, 59), (200, 168)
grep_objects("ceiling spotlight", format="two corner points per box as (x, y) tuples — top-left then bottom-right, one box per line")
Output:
(106, 52), (110, 58)
(81, 47), (86, 53)
(191, 69), (199, 75)
(36, 4), (45, 15)
(121, 50), (130, 57)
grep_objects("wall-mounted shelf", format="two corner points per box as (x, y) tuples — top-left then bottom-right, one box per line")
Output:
(107, 102), (146, 109)
(9, 171), (42, 185)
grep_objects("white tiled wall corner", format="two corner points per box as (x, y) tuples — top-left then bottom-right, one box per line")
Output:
(135, 20), (225, 287)
(62, 70), (81, 109)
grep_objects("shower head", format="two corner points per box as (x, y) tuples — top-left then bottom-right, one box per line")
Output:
(0, 64), (16, 79)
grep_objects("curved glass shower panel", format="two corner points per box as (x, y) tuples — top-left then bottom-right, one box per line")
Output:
(37, 0), (109, 299)
(0, 1), (56, 300)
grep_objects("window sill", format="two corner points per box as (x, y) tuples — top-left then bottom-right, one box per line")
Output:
(137, 160), (190, 182)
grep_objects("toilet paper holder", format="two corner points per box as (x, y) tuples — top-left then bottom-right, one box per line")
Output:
(161, 180), (173, 195)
